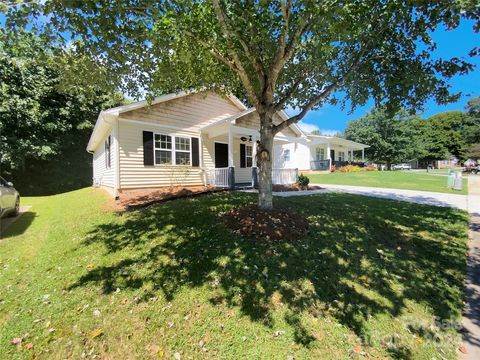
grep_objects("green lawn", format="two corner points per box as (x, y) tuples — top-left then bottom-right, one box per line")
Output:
(308, 170), (468, 194)
(0, 188), (468, 359)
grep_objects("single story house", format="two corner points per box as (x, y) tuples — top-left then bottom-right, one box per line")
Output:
(87, 91), (368, 197)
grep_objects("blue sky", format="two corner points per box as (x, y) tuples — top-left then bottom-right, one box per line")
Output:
(1, 12), (477, 135)
(292, 19), (479, 135)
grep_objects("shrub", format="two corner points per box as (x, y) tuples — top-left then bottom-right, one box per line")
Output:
(365, 164), (377, 171)
(338, 165), (362, 172)
(297, 174), (310, 187)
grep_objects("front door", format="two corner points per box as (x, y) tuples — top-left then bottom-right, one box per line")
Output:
(330, 149), (335, 161)
(215, 143), (229, 168)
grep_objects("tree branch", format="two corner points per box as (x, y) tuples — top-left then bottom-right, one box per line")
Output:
(273, 70), (309, 111)
(211, 0), (261, 108)
(265, 10), (312, 104)
(273, 83), (337, 134)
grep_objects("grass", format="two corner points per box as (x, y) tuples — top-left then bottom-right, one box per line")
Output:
(308, 170), (468, 194)
(0, 188), (469, 359)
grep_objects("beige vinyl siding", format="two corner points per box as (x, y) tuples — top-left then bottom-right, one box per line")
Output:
(118, 120), (207, 189)
(92, 129), (116, 188)
(236, 112), (297, 137)
(121, 93), (240, 132)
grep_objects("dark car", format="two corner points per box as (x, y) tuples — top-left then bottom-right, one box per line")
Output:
(0, 177), (20, 218)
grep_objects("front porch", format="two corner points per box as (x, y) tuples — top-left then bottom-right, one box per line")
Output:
(308, 136), (368, 171)
(200, 111), (298, 189)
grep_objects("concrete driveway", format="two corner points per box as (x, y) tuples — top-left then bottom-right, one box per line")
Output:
(307, 183), (468, 210)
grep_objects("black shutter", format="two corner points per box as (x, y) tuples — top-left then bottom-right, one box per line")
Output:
(143, 131), (154, 166)
(240, 143), (246, 168)
(191, 137), (200, 167)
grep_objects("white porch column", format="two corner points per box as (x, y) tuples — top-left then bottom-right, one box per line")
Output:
(228, 125), (234, 167)
(252, 134), (257, 167)
(227, 125), (235, 189)
(361, 148), (365, 161)
(326, 142), (332, 170)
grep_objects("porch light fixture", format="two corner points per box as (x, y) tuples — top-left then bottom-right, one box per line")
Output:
(240, 136), (253, 142)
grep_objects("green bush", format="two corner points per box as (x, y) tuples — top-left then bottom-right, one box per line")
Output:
(297, 174), (310, 187)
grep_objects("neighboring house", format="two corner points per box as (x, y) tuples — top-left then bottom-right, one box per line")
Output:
(409, 157), (458, 169)
(87, 91), (369, 197)
(274, 134), (368, 172)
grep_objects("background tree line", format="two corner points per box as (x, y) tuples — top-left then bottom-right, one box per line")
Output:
(0, 29), (124, 195)
(344, 100), (480, 168)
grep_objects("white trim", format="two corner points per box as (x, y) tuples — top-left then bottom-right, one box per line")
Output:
(113, 119), (120, 195)
(153, 132), (193, 167)
(87, 91), (247, 152)
(200, 108), (255, 131)
(245, 144), (253, 168)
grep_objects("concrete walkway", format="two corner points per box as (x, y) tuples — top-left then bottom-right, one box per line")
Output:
(275, 183), (468, 210)
(462, 175), (480, 359)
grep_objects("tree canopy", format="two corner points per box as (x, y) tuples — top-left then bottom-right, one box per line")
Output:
(344, 108), (419, 167)
(411, 111), (468, 161)
(4, 0), (478, 207)
(0, 28), (123, 174)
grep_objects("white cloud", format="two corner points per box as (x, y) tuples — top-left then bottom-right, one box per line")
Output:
(297, 121), (341, 136)
(297, 121), (320, 133)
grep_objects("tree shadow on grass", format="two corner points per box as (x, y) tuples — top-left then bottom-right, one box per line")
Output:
(69, 192), (468, 348)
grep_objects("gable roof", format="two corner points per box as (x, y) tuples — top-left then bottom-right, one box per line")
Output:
(307, 134), (369, 149)
(86, 91), (247, 152)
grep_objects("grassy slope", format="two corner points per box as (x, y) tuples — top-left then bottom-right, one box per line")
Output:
(0, 189), (469, 359)
(308, 171), (468, 195)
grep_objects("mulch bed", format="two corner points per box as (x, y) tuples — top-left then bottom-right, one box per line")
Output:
(223, 205), (309, 241)
(118, 186), (226, 211)
(272, 184), (323, 192)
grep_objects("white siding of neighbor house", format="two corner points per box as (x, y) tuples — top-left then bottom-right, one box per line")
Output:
(92, 129), (116, 190)
(274, 140), (311, 170)
(116, 93), (244, 190)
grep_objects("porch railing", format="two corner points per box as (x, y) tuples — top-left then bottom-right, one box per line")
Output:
(205, 167), (230, 187)
(272, 168), (298, 185)
(310, 160), (330, 171)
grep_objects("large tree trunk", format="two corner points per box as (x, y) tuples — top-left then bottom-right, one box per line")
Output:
(257, 113), (274, 210)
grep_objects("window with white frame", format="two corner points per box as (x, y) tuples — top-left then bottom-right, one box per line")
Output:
(105, 135), (111, 169)
(154, 134), (191, 166)
(175, 136), (191, 165)
(154, 134), (173, 165)
(338, 151), (345, 161)
(315, 147), (325, 161)
(283, 149), (290, 162)
(245, 145), (253, 167)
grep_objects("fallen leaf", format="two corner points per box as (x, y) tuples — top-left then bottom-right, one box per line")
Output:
(174, 352), (181, 360)
(459, 346), (467, 354)
(86, 264), (95, 270)
(93, 309), (101, 317)
(11, 337), (22, 345)
(352, 345), (362, 353)
(89, 328), (104, 338)
(25, 342), (34, 349)
(120, 298), (128, 305)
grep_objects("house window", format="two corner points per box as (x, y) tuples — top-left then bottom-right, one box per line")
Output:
(315, 147), (325, 161)
(283, 149), (290, 162)
(245, 145), (253, 167)
(154, 134), (172, 165)
(154, 134), (191, 165)
(175, 136), (191, 165)
(105, 135), (111, 169)
(338, 151), (345, 161)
